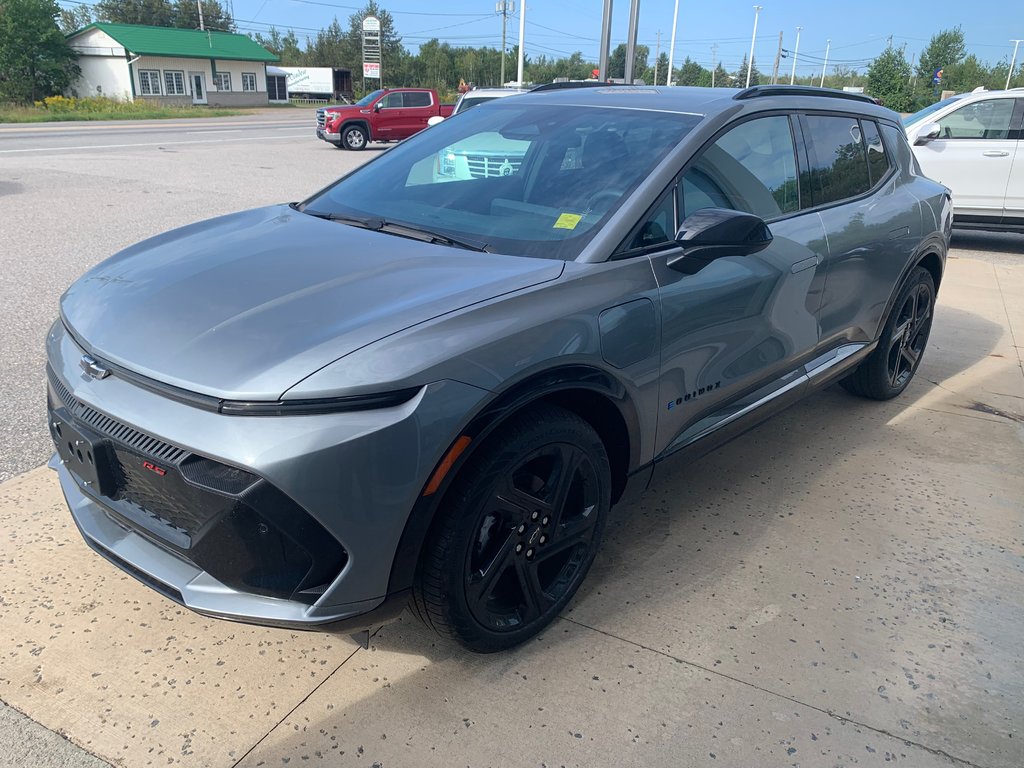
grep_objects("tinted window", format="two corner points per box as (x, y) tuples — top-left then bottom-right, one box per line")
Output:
(405, 91), (432, 108)
(681, 115), (799, 220)
(380, 92), (404, 108)
(861, 120), (891, 185)
(622, 190), (675, 252)
(936, 98), (1014, 139)
(804, 115), (870, 206)
(880, 123), (920, 176)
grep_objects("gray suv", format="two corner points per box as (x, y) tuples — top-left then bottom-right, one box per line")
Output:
(47, 86), (950, 652)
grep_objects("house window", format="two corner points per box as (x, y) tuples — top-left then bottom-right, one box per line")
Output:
(164, 71), (186, 96)
(215, 72), (231, 91)
(242, 72), (257, 92)
(138, 70), (161, 95)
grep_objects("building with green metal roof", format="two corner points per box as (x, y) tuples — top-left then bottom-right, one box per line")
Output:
(66, 23), (284, 107)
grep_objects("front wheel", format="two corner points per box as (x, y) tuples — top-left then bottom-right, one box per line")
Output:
(413, 404), (611, 652)
(342, 125), (368, 150)
(840, 266), (936, 400)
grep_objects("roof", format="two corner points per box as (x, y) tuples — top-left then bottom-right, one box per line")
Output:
(68, 23), (278, 62)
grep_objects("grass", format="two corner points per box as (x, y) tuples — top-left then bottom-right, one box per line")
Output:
(0, 96), (244, 123)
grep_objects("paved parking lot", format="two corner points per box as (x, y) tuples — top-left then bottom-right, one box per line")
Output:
(0, 118), (1022, 768)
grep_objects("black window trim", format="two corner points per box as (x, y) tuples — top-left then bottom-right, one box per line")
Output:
(796, 110), (899, 215)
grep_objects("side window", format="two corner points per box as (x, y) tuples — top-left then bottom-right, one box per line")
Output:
(680, 115), (799, 221)
(380, 92), (404, 108)
(804, 115), (870, 206)
(936, 99), (1014, 139)
(880, 123), (922, 176)
(621, 190), (675, 253)
(861, 120), (891, 185)
(404, 91), (432, 108)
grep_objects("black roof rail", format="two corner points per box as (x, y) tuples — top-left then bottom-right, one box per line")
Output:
(529, 80), (633, 92)
(734, 85), (877, 104)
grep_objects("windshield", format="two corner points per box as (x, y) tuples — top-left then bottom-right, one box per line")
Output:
(355, 89), (385, 107)
(303, 103), (702, 260)
(902, 95), (966, 127)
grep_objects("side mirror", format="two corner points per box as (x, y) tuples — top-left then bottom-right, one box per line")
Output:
(427, 115), (445, 127)
(914, 122), (941, 144)
(667, 208), (772, 273)
(373, 102), (382, 112)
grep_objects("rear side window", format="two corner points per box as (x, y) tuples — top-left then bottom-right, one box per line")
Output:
(861, 120), (891, 185)
(680, 115), (799, 221)
(880, 123), (922, 176)
(804, 115), (871, 206)
(404, 91), (432, 108)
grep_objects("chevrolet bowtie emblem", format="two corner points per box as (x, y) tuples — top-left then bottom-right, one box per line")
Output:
(79, 354), (111, 380)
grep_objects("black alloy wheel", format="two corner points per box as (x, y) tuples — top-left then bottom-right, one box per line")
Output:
(414, 404), (611, 652)
(840, 266), (936, 400)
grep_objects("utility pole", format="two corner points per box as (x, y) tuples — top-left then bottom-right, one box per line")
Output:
(820, 38), (831, 87)
(666, 0), (680, 85)
(624, 0), (641, 83)
(497, 1), (512, 86)
(599, 0), (613, 80)
(790, 26), (802, 84)
(654, 30), (661, 85)
(746, 5), (762, 88)
(711, 43), (718, 87)
(771, 30), (783, 84)
(908, 51), (916, 86)
(1007, 40), (1023, 90)
(196, 0), (205, 30)
(516, 1), (526, 85)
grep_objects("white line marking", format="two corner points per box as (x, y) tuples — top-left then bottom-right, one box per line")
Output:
(0, 133), (311, 153)
(185, 129), (243, 134)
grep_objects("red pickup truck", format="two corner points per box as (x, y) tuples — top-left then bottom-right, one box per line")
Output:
(316, 88), (454, 150)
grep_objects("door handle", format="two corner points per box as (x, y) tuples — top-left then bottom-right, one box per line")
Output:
(982, 150), (1010, 157)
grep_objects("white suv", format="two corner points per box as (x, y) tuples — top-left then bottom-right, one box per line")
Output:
(904, 88), (1024, 231)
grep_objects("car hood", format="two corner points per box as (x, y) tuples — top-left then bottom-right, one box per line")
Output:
(61, 205), (564, 400)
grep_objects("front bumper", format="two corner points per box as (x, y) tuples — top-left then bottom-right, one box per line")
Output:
(317, 127), (341, 145)
(46, 322), (489, 629)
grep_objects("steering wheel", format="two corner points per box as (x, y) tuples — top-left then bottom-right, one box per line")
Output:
(585, 188), (626, 211)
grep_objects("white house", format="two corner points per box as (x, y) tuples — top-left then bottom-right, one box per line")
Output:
(66, 23), (279, 107)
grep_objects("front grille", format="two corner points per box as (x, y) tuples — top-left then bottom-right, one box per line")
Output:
(316, 108), (326, 129)
(466, 154), (523, 178)
(47, 365), (348, 602)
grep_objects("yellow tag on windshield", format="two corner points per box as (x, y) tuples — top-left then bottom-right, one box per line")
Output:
(553, 213), (582, 230)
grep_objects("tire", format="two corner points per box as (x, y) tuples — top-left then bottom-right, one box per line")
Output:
(413, 404), (611, 653)
(341, 125), (368, 150)
(840, 266), (936, 400)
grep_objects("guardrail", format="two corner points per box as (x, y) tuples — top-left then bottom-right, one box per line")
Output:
(289, 97), (329, 105)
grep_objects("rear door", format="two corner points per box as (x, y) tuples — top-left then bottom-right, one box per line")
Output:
(913, 97), (1017, 220)
(806, 114), (923, 347)
(1002, 98), (1024, 222)
(397, 90), (436, 138)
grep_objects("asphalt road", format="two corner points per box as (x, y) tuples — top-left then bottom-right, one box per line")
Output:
(0, 116), (1022, 768)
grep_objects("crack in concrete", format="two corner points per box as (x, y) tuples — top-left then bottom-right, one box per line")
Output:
(559, 616), (983, 768)
(229, 636), (371, 768)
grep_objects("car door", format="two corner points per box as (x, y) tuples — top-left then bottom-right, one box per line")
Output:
(1002, 98), (1024, 221)
(806, 114), (924, 347)
(913, 97), (1017, 219)
(398, 90), (435, 138)
(374, 91), (406, 138)
(638, 114), (830, 458)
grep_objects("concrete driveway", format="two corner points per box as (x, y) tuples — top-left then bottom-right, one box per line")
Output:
(1, 118), (1021, 768)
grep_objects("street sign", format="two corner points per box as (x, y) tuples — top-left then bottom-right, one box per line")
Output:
(363, 62), (380, 78)
(362, 16), (380, 32)
(362, 15), (382, 83)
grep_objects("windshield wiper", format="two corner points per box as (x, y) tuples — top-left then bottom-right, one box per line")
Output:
(376, 221), (494, 253)
(301, 209), (383, 230)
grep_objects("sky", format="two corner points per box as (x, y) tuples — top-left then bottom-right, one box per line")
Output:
(67, 0), (1024, 77)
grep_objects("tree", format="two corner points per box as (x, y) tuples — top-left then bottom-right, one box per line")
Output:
(711, 62), (730, 87)
(916, 26), (966, 89)
(172, 0), (234, 32)
(736, 55), (762, 87)
(607, 43), (649, 82)
(944, 54), (989, 93)
(674, 57), (710, 87)
(867, 45), (913, 112)
(58, 4), (92, 34)
(652, 51), (668, 84)
(0, 0), (80, 103)
(94, 0), (176, 27)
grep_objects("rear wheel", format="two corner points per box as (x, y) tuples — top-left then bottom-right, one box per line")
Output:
(413, 404), (610, 652)
(342, 125), (368, 150)
(840, 266), (935, 400)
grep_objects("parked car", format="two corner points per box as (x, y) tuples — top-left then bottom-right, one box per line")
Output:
(48, 85), (950, 653)
(316, 88), (454, 150)
(903, 88), (1024, 231)
(427, 86), (531, 127)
